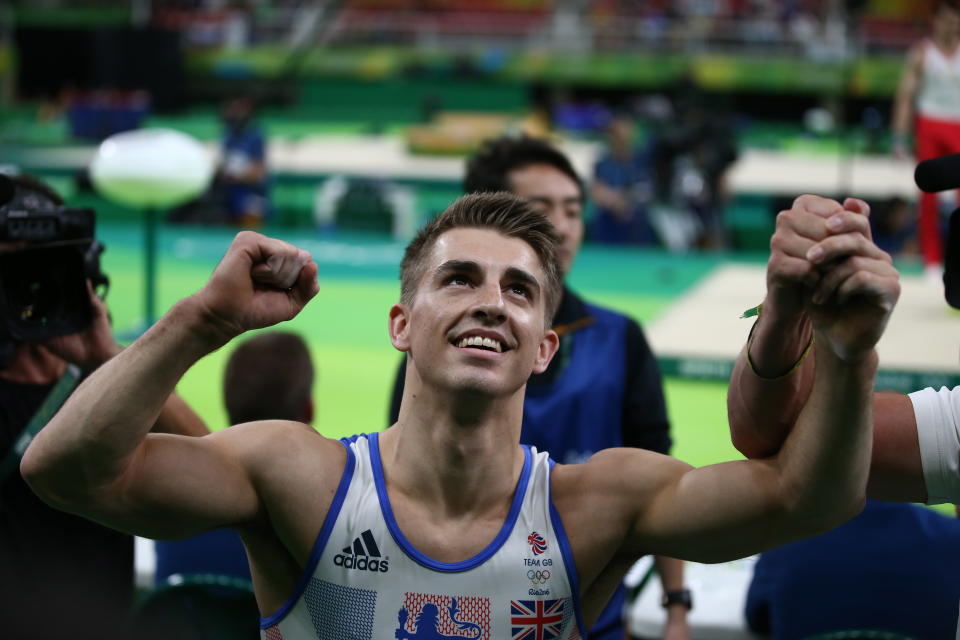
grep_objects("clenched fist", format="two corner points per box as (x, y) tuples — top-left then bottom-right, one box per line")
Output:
(194, 231), (320, 340)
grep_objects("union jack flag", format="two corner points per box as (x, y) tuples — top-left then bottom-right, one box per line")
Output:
(510, 599), (565, 640)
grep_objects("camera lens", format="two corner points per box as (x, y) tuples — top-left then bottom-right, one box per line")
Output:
(0, 246), (92, 341)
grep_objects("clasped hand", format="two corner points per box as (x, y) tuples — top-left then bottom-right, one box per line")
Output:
(767, 195), (901, 363)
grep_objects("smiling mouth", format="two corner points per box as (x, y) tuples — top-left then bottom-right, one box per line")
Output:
(455, 335), (504, 353)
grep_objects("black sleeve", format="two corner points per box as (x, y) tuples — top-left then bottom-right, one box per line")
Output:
(621, 319), (672, 455)
(387, 357), (407, 426)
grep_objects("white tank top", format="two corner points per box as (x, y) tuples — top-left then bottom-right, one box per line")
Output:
(260, 433), (585, 639)
(917, 39), (960, 122)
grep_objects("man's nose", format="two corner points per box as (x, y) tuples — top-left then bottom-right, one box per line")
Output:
(549, 209), (569, 240)
(471, 283), (506, 323)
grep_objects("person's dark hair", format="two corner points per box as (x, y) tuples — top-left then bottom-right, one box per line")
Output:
(223, 331), (314, 424)
(463, 135), (584, 201)
(938, 0), (960, 14)
(399, 192), (562, 323)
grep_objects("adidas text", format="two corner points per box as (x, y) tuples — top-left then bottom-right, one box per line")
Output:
(333, 554), (390, 572)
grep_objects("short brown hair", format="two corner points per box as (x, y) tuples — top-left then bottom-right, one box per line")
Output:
(399, 192), (562, 323)
(223, 331), (314, 424)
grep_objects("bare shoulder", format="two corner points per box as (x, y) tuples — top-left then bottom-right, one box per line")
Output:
(908, 41), (926, 67)
(205, 419), (348, 489)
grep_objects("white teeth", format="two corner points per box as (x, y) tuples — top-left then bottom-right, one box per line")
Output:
(456, 336), (503, 352)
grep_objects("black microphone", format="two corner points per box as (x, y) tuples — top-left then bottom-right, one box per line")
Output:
(915, 153), (960, 192)
(946, 208), (960, 309)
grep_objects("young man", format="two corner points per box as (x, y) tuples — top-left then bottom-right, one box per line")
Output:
(23, 192), (894, 638)
(389, 136), (685, 639)
(892, 0), (960, 277)
(726, 195), (955, 506)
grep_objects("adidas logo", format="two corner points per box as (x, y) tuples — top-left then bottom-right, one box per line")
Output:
(333, 529), (390, 572)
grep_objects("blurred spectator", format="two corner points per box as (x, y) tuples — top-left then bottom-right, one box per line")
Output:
(745, 500), (960, 639)
(892, 0), (960, 280)
(154, 331), (315, 589)
(590, 113), (658, 245)
(218, 96), (269, 227)
(649, 83), (739, 249)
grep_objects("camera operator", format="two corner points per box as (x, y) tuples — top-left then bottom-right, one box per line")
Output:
(0, 174), (208, 639)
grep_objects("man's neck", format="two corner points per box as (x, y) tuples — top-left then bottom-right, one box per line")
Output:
(933, 29), (959, 51)
(0, 344), (67, 385)
(383, 381), (526, 518)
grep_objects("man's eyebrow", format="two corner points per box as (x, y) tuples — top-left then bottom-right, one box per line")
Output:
(504, 267), (541, 296)
(434, 260), (481, 278)
(525, 194), (584, 206)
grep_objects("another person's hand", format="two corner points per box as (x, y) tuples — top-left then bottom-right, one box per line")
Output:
(892, 135), (911, 161)
(42, 283), (120, 372)
(765, 195), (872, 322)
(194, 231), (319, 341)
(662, 612), (690, 640)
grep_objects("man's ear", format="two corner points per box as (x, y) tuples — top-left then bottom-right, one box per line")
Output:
(389, 303), (411, 352)
(532, 329), (560, 375)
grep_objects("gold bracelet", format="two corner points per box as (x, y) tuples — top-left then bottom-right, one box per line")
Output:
(744, 317), (814, 380)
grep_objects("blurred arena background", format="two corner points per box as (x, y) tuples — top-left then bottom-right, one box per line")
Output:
(0, 0), (954, 470)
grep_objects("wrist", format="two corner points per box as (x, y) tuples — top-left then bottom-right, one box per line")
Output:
(813, 334), (880, 373)
(664, 603), (690, 623)
(747, 309), (813, 379)
(170, 297), (237, 353)
(661, 588), (693, 611)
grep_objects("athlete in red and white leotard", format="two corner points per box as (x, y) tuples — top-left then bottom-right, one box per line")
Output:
(893, 1), (960, 275)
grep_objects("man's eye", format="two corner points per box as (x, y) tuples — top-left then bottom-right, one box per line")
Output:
(509, 284), (530, 298)
(448, 276), (469, 286)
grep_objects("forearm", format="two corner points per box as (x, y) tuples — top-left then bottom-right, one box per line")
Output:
(654, 555), (684, 592)
(891, 52), (918, 141)
(22, 298), (227, 500)
(727, 305), (814, 457)
(655, 556), (689, 629)
(891, 98), (912, 140)
(83, 341), (209, 437)
(775, 339), (877, 531)
(591, 181), (626, 210)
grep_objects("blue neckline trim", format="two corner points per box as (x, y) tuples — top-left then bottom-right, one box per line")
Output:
(548, 458), (586, 637)
(369, 431), (533, 573)
(259, 440), (356, 629)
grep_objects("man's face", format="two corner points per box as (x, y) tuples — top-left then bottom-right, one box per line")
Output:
(934, 7), (960, 39)
(391, 228), (558, 398)
(608, 118), (635, 150)
(507, 164), (584, 276)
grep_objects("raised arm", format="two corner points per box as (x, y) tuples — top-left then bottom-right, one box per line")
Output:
(727, 196), (891, 457)
(891, 43), (924, 159)
(613, 197), (900, 563)
(725, 196), (925, 501)
(20, 231), (320, 539)
(42, 285), (210, 437)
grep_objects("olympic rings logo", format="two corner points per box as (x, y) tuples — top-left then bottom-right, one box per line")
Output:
(527, 569), (551, 584)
